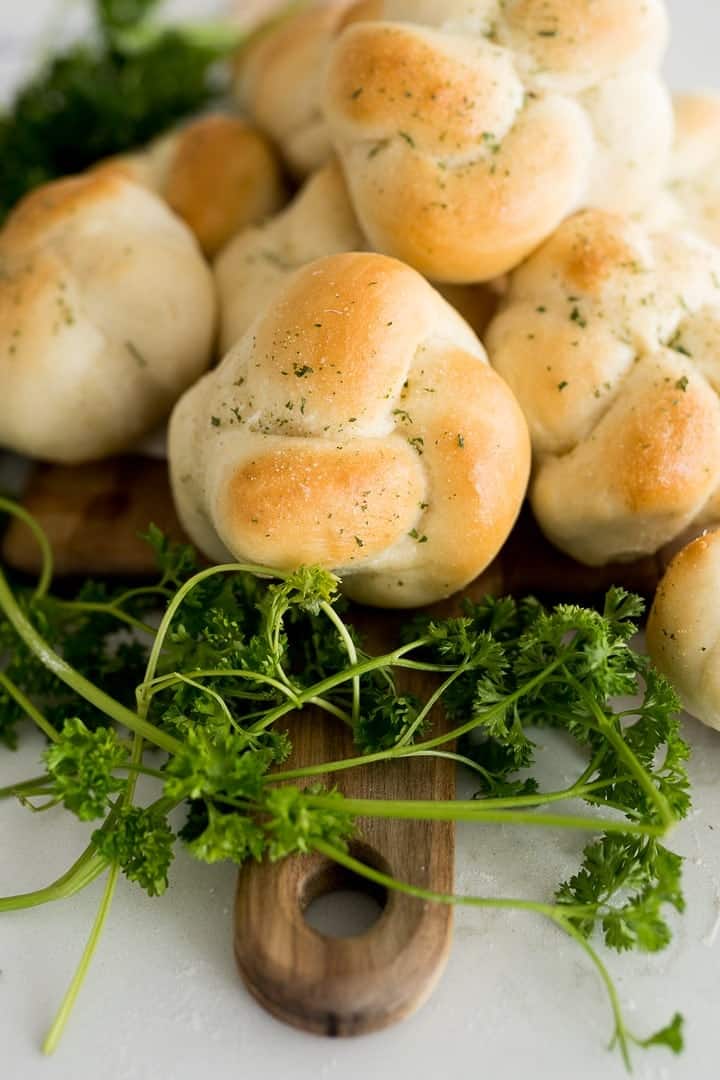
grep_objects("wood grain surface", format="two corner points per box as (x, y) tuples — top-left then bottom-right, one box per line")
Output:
(1, 458), (186, 577)
(234, 673), (455, 1036)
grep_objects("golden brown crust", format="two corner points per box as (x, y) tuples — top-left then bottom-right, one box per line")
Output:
(320, 1), (671, 282)
(223, 438), (425, 567)
(487, 210), (720, 566)
(334, 88), (591, 282)
(94, 115), (284, 257)
(2, 172), (127, 249)
(163, 116), (284, 257)
(502, 0), (666, 76)
(236, 1), (670, 281)
(214, 158), (498, 353)
(330, 24), (514, 148)
(558, 215), (639, 295)
(613, 376), (717, 512)
(354, 347), (530, 605)
(249, 252), (430, 426)
(170, 251), (530, 607)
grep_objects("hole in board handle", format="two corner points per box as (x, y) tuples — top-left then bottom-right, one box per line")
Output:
(300, 842), (389, 940)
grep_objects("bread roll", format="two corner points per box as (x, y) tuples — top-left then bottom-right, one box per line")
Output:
(324, 0), (672, 282)
(95, 114), (285, 257)
(232, 0), (294, 32)
(0, 172), (216, 464)
(643, 94), (720, 247)
(647, 529), (720, 731)
(236, 1), (358, 176)
(486, 209), (720, 565)
(215, 160), (364, 353)
(215, 158), (498, 353)
(170, 252), (530, 608)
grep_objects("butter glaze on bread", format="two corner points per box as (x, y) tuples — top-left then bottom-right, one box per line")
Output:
(95, 115), (285, 257)
(170, 252), (530, 607)
(647, 530), (720, 731)
(486, 209), (720, 566)
(322, 0), (673, 282)
(0, 172), (216, 463)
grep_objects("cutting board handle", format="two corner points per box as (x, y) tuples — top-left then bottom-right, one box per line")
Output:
(234, 826), (453, 1036)
(234, 700), (455, 1037)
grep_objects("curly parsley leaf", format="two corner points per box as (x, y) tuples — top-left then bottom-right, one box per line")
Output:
(94, 806), (174, 896)
(185, 804), (266, 865)
(557, 836), (685, 952)
(263, 786), (355, 860)
(44, 718), (128, 820)
(163, 728), (278, 804)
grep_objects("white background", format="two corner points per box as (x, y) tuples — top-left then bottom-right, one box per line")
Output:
(2, 2), (720, 1079)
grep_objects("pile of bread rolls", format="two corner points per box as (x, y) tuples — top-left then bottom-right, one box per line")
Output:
(2, 0), (720, 725)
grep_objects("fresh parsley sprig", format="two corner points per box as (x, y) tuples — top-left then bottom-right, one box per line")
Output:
(0, 0), (271, 222)
(0, 497), (690, 1067)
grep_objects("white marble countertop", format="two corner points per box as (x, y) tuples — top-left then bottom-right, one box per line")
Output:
(2, 3), (720, 1078)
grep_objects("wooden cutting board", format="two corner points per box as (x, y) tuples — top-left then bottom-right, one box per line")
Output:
(235, 690), (455, 1036)
(0, 457), (679, 1035)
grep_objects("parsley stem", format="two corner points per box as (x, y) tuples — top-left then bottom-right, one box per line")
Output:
(308, 696), (354, 726)
(0, 848), (108, 911)
(0, 495), (53, 599)
(306, 796), (664, 837)
(575, 747), (609, 789)
(54, 599), (156, 636)
(266, 600), (296, 699)
(312, 838), (586, 920)
(250, 639), (431, 731)
(394, 662), (469, 747)
(384, 652), (571, 752)
(565, 670), (675, 831)
(17, 794), (61, 813)
(0, 672), (60, 742)
(111, 583), (172, 607)
(116, 763), (167, 781)
(43, 739), (147, 1050)
(0, 564), (181, 754)
(270, 652), (569, 774)
(319, 600), (360, 726)
(559, 916), (632, 1069)
(143, 667), (301, 706)
(170, 673), (240, 731)
(137, 561), (285, 713)
(408, 749), (498, 776)
(0, 774), (51, 800)
(392, 659), (458, 672)
(42, 863), (120, 1055)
